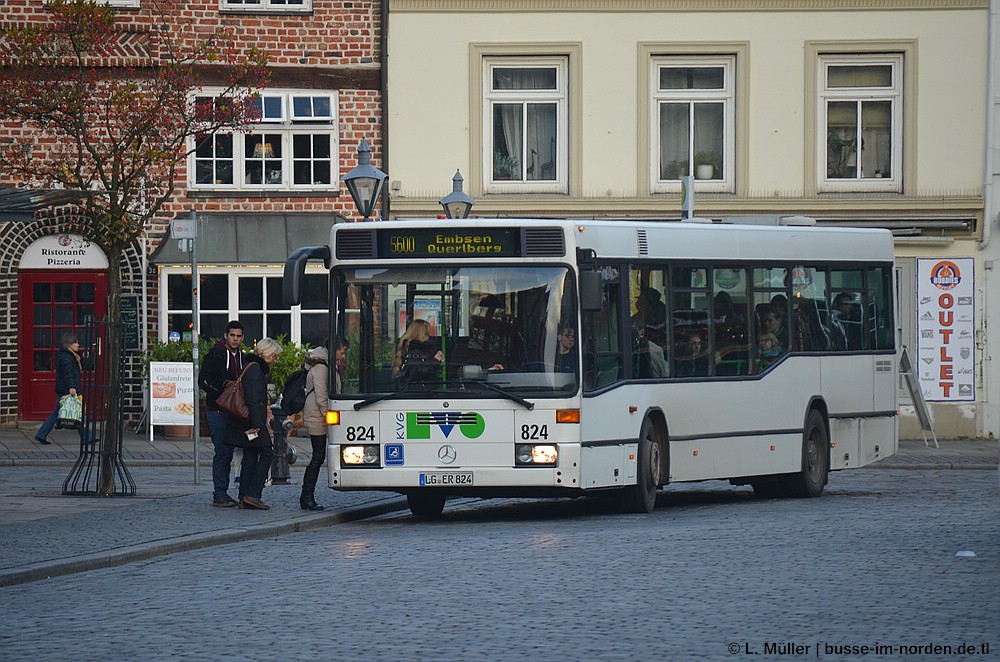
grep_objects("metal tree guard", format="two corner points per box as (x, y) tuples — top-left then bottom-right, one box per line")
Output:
(63, 317), (135, 496)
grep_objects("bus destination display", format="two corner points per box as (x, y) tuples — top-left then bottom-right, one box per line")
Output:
(377, 228), (520, 258)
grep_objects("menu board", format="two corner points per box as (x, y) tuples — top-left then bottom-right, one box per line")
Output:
(149, 361), (195, 425)
(121, 296), (140, 351)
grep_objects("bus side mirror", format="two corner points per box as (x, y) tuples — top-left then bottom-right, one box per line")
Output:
(283, 245), (331, 306)
(579, 270), (602, 312)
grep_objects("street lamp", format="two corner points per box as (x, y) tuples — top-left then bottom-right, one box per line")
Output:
(438, 169), (476, 219)
(343, 139), (387, 221)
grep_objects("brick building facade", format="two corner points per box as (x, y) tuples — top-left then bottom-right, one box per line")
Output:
(0, 0), (384, 426)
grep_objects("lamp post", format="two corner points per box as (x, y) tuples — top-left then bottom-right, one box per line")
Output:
(438, 169), (476, 219)
(342, 138), (387, 222)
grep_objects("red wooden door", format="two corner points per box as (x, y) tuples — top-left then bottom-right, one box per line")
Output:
(18, 271), (108, 419)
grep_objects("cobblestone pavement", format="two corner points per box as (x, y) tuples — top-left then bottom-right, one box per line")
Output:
(0, 427), (995, 589)
(0, 469), (995, 661)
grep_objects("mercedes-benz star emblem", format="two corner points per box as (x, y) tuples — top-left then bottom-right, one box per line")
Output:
(437, 445), (457, 464)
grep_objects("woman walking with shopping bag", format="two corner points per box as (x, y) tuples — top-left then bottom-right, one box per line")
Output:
(35, 332), (93, 446)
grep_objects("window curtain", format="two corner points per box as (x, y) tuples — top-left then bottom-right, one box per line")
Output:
(494, 68), (556, 181)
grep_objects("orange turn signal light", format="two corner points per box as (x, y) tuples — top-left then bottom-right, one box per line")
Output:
(326, 410), (340, 426)
(556, 409), (580, 424)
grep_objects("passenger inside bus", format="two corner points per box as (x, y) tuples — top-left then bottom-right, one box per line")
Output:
(759, 305), (789, 349)
(392, 319), (443, 381)
(833, 292), (863, 350)
(631, 287), (669, 378)
(631, 287), (667, 347)
(757, 332), (782, 370)
(675, 330), (709, 377)
(554, 324), (576, 373)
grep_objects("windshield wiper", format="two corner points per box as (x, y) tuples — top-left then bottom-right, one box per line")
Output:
(353, 380), (535, 411)
(353, 391), (406, 411)
(466, 380), (535, 410)
(353, 380), (461, 410)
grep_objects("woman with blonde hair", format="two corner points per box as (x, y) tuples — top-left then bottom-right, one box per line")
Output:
(392, 319), (442, 378)
(226, 337), (282, 510)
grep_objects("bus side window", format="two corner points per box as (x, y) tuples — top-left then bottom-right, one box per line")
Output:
(713, 268), (749, 376)
(869, 266), (895, 350)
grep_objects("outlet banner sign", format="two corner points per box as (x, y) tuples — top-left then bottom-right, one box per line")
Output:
(916, 258), (974, 402)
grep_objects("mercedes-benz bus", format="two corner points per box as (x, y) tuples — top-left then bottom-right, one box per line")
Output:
(284, 218), (897, 517)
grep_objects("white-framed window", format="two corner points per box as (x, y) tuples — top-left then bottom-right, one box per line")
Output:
(651, 55), (735, 193)
(190, 89), (338, 191)
(161, 267), (328, 347)
(106, 0), (140, 7)
(483, 57), (568, 193)
(817, 54), (902, 192)
(221, 0), (311, 13)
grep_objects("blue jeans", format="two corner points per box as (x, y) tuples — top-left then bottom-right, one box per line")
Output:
(36, 397), (91, 444)
(208, 411), (235, 498)
(238, 444), (274, 500)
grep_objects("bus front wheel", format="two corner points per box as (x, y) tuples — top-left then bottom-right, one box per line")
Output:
(623, 417), (663, 513)
(407, 492), (446, 518)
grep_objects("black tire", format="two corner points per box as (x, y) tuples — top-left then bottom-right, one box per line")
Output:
(407, 492), (446, 518)
(623, 417), (663, 513)
(781, 409), (829, 498)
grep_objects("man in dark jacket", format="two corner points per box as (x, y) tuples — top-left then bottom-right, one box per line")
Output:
(198, 320), (247, 507)
(35, 332), (93, 445)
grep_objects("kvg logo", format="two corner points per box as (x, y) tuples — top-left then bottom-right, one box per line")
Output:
(406, 412), (485, 440)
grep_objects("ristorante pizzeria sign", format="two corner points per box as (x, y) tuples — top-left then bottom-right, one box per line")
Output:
(20, 234), (108, 269)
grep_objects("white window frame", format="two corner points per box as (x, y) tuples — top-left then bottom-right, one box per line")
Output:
(106, 0), (140, 8)
(256, 94), (286, 123)
(817, 53), (902, 193)
(650, 55), (735, 194)
(159, 266), (326, 345)
(482, 56), (568, 194)
(291, 95), (334, 122)
(189, 88), (338, 192)
(220, 0), (311, 14)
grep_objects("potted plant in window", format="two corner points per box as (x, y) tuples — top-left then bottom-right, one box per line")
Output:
(694, 151), (721, 180)
(492, 152), (520, 181)
(826, 130), (857, 179)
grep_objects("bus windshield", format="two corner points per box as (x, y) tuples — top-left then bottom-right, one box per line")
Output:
(337, 265), (578, 398)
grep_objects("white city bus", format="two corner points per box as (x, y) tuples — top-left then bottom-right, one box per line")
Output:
(284, 218), (898, 517)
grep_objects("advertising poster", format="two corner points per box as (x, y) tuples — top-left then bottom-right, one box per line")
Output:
(916, 258), (974, 402)
(149, 361), (195, 425)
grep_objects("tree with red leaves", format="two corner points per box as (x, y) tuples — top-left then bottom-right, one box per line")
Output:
(0, 0), (269, 493)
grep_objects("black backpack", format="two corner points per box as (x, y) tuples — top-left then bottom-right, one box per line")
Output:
(278, 366), (312, 415)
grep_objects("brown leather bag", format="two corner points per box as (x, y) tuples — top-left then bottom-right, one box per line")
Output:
(216, 364), (252, 423)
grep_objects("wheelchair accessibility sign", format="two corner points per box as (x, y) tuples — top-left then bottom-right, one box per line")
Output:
(385, 444), (404, 466)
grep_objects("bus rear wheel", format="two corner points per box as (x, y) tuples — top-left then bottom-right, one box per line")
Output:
(782, 410), (829, 498)
(407, 492), (446, 518)
(623, 417), (663, 513)
(751, 410), (828, 498)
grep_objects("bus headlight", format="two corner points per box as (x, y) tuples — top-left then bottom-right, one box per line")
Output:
(515, 444), (557, 466)
(341, 445), (380, 466)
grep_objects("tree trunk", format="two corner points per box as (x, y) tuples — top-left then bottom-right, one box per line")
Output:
(98, 244), (124, 496)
